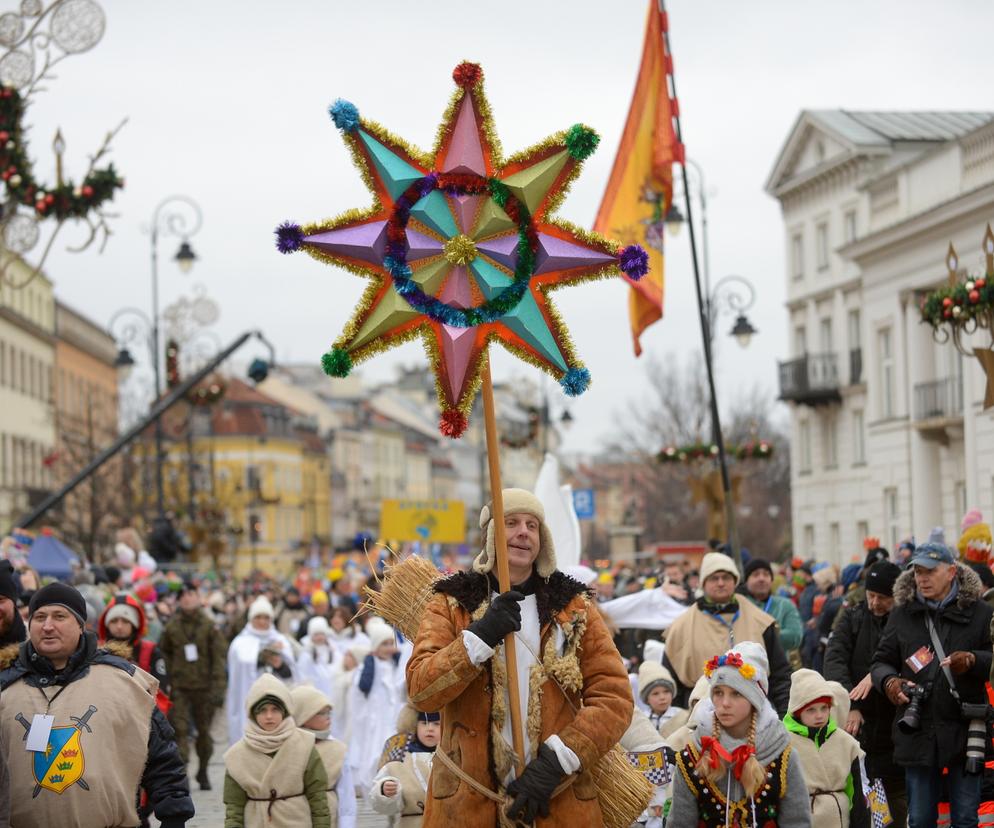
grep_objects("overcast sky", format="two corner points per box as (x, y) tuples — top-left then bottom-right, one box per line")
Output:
(29, 0), (994, 452)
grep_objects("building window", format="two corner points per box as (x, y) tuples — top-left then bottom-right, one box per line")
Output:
(799, 420), (812, 473)
(803, 524), (815, 554)
(791, 232), (804, 280)
(830, 522), (840, 553)
(816, 222), (829, 271)
(847, 309), (861, 350)
(819, 317), (833, 354)
(844, 210), (857, 244)
(885, 487), (899, 550)
(823, 412), (838, 469)
(794, 325), (807, 356)
(246, 465), (261, 493)
(878, 327), (895, 418)
(852, 410), (866, 464)
(857, 520), (869, 543)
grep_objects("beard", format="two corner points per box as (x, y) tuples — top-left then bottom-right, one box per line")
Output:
(0, 608), (26, 647)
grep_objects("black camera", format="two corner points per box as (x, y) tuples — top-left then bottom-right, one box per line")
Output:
(897, 681), (931, 734)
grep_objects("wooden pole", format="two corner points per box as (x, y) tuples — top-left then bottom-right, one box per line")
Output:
(481, 359), (526, 776)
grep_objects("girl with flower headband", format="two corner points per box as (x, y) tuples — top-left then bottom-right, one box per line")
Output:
(669, 642), (811, 828)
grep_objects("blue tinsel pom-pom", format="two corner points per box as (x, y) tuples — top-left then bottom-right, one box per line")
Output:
(619, 244), (649, 280)
(560, 367), (591, 396)
(275, 221), (304, 254)
(329, 99), (360, 132)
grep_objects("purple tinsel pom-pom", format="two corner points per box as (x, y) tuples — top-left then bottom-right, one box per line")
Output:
(619, 244), (649, 280)
(275, 221), (304, 254)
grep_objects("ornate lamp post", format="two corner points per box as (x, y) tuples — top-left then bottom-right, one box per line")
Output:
(110, 195), (203, 521)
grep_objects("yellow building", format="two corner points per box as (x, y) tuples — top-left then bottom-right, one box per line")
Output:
(139, 378), (331, 577)
(52, 300), (120, 556)
(0, 260), (56, 532)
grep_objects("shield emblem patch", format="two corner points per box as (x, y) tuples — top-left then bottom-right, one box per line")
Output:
(32, 727), (84, 794)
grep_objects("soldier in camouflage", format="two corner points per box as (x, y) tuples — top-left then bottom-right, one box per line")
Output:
(159, 582), (227, 790)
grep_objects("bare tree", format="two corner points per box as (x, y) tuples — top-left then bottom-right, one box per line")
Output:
(601, 353), (792, 559)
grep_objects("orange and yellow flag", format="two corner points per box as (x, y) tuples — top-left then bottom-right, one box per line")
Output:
(594, 2), (681, 356)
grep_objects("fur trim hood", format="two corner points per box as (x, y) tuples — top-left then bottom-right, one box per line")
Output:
(433, 569), (590, 627)
(893, 562), (982, 608)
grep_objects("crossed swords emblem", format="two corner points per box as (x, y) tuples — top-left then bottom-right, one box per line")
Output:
(16, 705), (97, 797)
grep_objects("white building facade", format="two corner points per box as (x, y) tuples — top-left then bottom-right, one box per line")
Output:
(767, 110), (994, 566)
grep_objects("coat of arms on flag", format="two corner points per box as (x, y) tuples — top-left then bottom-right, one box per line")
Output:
(867, 778), (893, 828)
(626, 748), (671, 786)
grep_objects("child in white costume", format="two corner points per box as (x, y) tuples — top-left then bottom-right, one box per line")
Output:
(368, 704), (439, 827)
(346, 623), (403, 790)
(291, 685), (357, 828)
(298, 616), (337, 697)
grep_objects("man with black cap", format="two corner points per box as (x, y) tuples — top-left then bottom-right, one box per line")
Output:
(871, 530), (994, 828)
(0, 560), (25, 649)
(741, 557), (804, 652)
(0, 582), (194, 828)
(159, 580), (227, 790)
(824, 560), (905, 826)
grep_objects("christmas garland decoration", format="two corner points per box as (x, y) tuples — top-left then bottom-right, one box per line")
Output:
(657, 440), (774, 463)
(187, 376), (227, 407)
(274, 62), (647, 438)
(0, 85), (122, 219)
(921, 273), (992, 326)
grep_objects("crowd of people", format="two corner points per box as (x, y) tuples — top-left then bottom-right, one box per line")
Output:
(0, 503), (990, 827)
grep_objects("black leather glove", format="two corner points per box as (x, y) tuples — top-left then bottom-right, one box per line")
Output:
(467, 590), (524, 648)
(505, 743), (567, 824)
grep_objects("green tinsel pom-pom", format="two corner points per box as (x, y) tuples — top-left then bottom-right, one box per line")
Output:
(564, 124), (600, 161)
(321, 348), (353, 377)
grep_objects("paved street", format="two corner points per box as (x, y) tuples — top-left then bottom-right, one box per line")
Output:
(152, 709), (388, 827)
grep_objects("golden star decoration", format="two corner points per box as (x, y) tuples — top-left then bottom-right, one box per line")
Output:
(275, 62), (649, 437)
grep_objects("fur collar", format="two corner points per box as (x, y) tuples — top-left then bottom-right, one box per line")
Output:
(434, 570), (590, 626)
(893, 563), (982, 609)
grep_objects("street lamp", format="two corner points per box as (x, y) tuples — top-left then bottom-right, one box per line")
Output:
(708, 274), (758, 350)
(664, 203), (684, 236)
(174, 240), (197, 274)
(113, 346), (136, 380)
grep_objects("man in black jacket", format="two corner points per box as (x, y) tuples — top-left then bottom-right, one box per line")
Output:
(824, 561), (905, 826)
(871, 538), (993, 828)
(0, 583), (194, 827)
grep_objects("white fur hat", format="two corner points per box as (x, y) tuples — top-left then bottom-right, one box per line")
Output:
(248, 596), (274, 621)
(369, 623), (396, 652)
(114, 542), (136, 567)
(705, 641), (769, 712)
(307, 616), (330, 638)
(473, 488), (556, 579)
(700, 551), (739, 585)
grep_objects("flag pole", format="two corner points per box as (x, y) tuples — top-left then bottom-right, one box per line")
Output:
(481, 359), (527, 776)
(657, 0), (743, 571)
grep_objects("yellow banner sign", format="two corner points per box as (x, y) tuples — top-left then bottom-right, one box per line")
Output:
(380, 500), (466, 543)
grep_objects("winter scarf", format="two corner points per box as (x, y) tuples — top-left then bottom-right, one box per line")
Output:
(243, 715), (298, 754)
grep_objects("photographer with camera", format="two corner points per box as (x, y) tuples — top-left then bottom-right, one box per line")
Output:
(871, 533), (994, 828)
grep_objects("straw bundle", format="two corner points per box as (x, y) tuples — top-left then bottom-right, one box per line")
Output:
(589, 745), (654, 828)
(362, 554), (442, 640)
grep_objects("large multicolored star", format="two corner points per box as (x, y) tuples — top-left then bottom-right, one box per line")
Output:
(276, 62), (648, 437)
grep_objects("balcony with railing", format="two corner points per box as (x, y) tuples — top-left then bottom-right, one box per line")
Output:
(913, 376), (964, 422)
(778, 352), (842, 406)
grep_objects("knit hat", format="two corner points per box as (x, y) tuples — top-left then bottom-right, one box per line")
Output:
(102, 601), (140, 632)
(862, 545), (889, 570)
(642, 639), (664, 665)
(28, 582), (87, 627)
(704, 641), (769, 712)
(743, 558), (773, 580)
(369, 623), (396, 652)
(310, 589), (329, 606)
(247, 596), (274, 621)
(396, 702), (440, 733)
(958, 509), (993, 566)
(473, 488), (556, 579)
(291, 684), (333, 724)
(788, 668), (849, 722)
(247, 673), (292, 718)
(699, 551), (739, 585)
(637, 660), (676, 703)
(865, 561), (900, 597)
(0, 560), (18, 602)
(307, 616), (330, 638)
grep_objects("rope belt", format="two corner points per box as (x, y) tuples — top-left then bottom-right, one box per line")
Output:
(247, 787), (306, 819)
(433, 747), (577, 827)
(810, 789), (846, 824)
